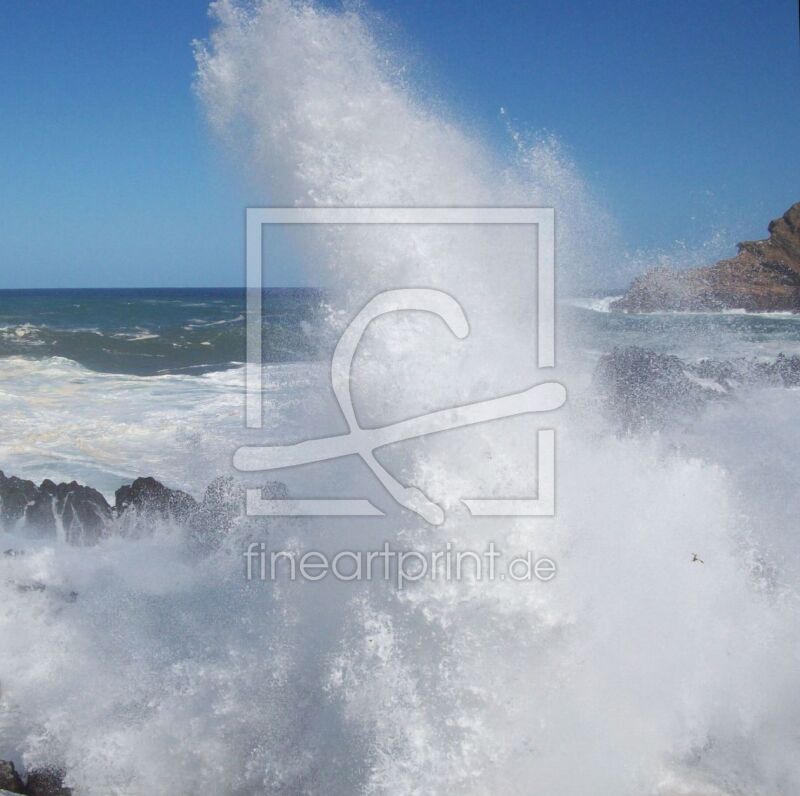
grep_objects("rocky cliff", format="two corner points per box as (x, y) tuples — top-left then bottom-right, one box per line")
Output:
(611, 201), (800, 313)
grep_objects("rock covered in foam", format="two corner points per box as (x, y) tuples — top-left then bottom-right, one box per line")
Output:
(23, 768), (71, 796)
(593, 346), (721, 431)
(594, 346), (800, 431)
(0, 763), (71, 796)
(113, 476), (197, 535)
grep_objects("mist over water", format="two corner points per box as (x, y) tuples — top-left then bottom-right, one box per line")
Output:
(0, 1), (798, 794)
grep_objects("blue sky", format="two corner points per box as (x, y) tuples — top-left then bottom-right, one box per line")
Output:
(1, 0), (798, 288)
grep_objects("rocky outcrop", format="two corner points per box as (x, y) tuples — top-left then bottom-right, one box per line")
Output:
(113, 475), (280, 542)
(612, 201), (800, 313)
(114, 476), (197, 536)
(30, 481), (111, 546)
(0, 473), (112, 545)
(594, 347), (722, 431)
(24, 768), (71, 796)
(0, 763), (70, 796)
(190, 475), (245, 550)
(0, 761), (25, 793)
(0, 474), (39, 528)
(0, 472), (285, 547)
(0, 473), (198, 545)
(594, 347), (800, 431)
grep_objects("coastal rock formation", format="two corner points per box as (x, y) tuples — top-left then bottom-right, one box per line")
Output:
(23, 768), (71, 796)
(0, 761), (25, 794)
(0, 473), (38, 528)
(594, 347), (800, 431)
(0, 473), (112, 545)
(612, 201), (800, 312)
(190, 475), (254, 549)
(593, 347), (722, 431)
(0, 763), (71, 796)
(0, 472), (198, 544)
(114, 476), (197, 535)
(0, 472), (286, 547)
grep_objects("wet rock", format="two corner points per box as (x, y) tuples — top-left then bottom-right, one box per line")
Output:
(190, 476), (244, 548)
(688, 353), (800, 389)
(1, 472), (193, 544)
(24, 768), (71, 796)
(114, 476), (196, 518)
(593, 346), (722, 431)
(0, 472), (287, 547)
(28, 480), (112, 545)
(197, 475), (242, 524)
(0, 473), (38, 529)
(0, 473), (112, 544)
(0, 760), (25, 793)
(191, 477), (288, 549)
(594, 347), (800, 431)
(765, 352), (800, 386)
(114, 476), (197, 535)
(690, 357), (743, 385)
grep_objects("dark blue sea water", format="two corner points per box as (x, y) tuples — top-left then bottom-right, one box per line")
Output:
(0, 288), (327, 375)
(4, 287), (800, 378)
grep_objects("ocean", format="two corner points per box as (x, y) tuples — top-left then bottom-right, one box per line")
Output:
(0, 288), (324, 375)
(7, 286), (800, 498)
(3, 286), (800, 794)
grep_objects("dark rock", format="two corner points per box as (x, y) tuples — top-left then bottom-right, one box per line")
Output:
(25, 767), (72, 796)
(190, 476), (243, 548)
(0, 760), (25, 793)
(198, 475), (242, 523)
(114, 476), (197, 535)
(0, 473), (204, 543)
(1, 472), (288, 547)
(0, 472), (38, 530)
(594, 347), (800, 431)
(690, 357), (742, 384)
(593, 346), (723, 431)
(612, 201), (800, 313)
(768, 352), (800, 386)
(0, 473), (111, 544)
(689, 353), (800, 389)
(114, 476), (196, 518)
(190, 477), (287, 550)
(28, 480), (112, 545)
